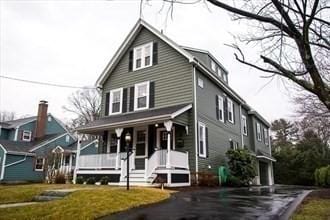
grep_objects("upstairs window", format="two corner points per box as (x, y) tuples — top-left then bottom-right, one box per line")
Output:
(217, 68), (222, 77)
(227, 98), (234, 124)
(198, 78), (204, 88)
(198, 122), (207, 158)
(22, 130), (32, 142)
(223, 73), (228, 83)
(264, 128), (269, 145)
(211, 60), (216, 72)
(134, 81), (150, 110)
(217, 95), (224, 122)
(256, 123), (262, 141)
(110, 88), (123, 115)
(35, 158), (45, 171)
(242, 115), (248, 136)
(133, 42), (153, 70)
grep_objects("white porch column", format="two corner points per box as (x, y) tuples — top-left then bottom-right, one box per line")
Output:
(164, 121), (173, 169)
(69, 154), (73, 173)
(73, 133), (82, 184)
(60, 153), (64, 173)
(115, 128), (123, 170)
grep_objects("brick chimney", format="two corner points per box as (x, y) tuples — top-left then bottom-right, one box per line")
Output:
(35, 100), (48, 139)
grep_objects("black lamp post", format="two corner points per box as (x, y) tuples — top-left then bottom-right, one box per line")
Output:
(125, 132), (132, 190)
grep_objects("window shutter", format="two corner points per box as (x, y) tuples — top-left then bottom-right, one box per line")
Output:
(122, 88), (128, 113)
(149, 82), (155, 108)
(224, 98), (228, 122)
(128, 50), (133, 72)
(205, 127), (209, 158)
(102, 131), (108, 154)
(105, 92), (110, 116)
(215, 95), (219, 120)
(152, 42), (158, 65)
(129, 86), (135, 112)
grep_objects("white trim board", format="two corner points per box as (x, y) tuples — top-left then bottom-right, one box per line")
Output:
(0, 144), (7, 180)
(80, 140), (98, 151)
(29, 133), (68, 152)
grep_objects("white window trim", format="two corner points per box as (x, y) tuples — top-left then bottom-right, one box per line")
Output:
(65, 135), (70, 143)
(218, 95), (224, 122)
(264, 128), (269, 145)
(134, 81), (150, 111)
(216, 67), (222, 77)
(242, 115), (248, 136)
(227, 98), (234, 124)
(22, 130), (32, 142)
(211, 60), (216, 72)
(35, 158), (45, 171)
(198, 122), (207, 158)
(109, 88), (123, 115)
(197, 78), (204, 88)
(133, 42), (153, 71)
(257, 123), (262, 141)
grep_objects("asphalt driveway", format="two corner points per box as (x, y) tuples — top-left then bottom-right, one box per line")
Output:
(102, 185), (312, 220)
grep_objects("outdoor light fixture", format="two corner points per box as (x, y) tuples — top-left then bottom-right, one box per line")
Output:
(155, 123), (159, 127)
(125, 132), (132, 190)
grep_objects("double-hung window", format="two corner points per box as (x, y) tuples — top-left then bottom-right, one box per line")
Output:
(217, 95), (224, 122)
(133, 42), (153, 70)
(264, 128), (269, 145)
(256, 123), (262, 141)
(198, 122), (207, 158)
(35, 158), (45, 171)
(110, 88), (123, 115)
(134, 81), (150, 110)
(211, 60), (216, 72)
(217, 68), (222, 77)
(242, 115), (248, 136)
(227, 98), (234, 123)
(22, 130), (32, 142)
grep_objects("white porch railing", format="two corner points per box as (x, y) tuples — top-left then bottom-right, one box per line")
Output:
(170, 150), (189, 169)
(79, 153), (117, 169)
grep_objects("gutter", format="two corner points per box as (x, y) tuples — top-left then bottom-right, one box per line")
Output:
(193, 66), (199, 175)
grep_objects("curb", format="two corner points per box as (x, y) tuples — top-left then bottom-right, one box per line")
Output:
(279, 190), (312, 220)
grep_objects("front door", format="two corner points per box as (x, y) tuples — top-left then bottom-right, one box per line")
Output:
(134, 127), (148, 170)
(156, 128), (175, 150)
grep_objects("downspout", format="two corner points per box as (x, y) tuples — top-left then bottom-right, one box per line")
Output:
(193, 66), (199, 176)
(239, 105), (244, 148)
(0, 145), (7, 181)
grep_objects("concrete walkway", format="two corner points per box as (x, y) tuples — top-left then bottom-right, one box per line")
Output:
(102, 185), (313, 220)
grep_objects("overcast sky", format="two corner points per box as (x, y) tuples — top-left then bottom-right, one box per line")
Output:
(0, 0), (295, 123)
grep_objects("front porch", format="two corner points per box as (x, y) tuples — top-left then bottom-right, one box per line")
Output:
(74, 104), (192, 187)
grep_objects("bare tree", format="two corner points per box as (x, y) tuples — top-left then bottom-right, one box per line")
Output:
(0, 111), (16, 122)
(153, 0), (330, 110)
(63, 89), (101, 129)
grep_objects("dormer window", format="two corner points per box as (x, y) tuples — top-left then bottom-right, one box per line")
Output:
(211, 60), (216, 72)
(133, 42), (153, 71)
(134, 81), (150, 110)
(110, 88), (123, 115)
(22, 130), (32, 142)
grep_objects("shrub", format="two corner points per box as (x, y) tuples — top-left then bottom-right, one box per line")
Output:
(54, 173), (66, 184)
(226, 149), (256, 186)
(226, 175), (242, 187)
(315, 165), (330, 187)
(76, 176), (84, 184)
(319, 166), (328, 186)
(100, 176), (110, 185)
(86, 177), (96, 185)
(314, 168), (320, 186)
(326, 166), (330, 186)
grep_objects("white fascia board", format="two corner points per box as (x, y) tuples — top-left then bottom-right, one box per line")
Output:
(170, 104), (192, 119)
(29, 133), (68, 152)
(49, 114), (77, 141)
(95, 19), (194, 87)
(256, 155), (276, 162)
(80, 140), (98, 151)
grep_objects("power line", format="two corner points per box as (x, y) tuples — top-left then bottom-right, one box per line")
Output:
(0, 75), (96, 89)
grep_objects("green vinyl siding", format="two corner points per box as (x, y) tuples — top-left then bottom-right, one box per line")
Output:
(33, 134), (76, 157)
(0, 128), (9, 140)
(101, 27), (193, 116)
(196, 69), (241, 173)
(4, 154), (44, 182)
(251, 116), (271, 156)
(80, 143), (98, 155)
(45, 115), (67, 135)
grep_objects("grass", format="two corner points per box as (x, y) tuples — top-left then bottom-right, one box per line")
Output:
(0, 184), (171, 220)
(292, 189), (330, 220)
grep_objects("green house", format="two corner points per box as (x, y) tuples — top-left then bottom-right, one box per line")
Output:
(74, 20), (275, 187)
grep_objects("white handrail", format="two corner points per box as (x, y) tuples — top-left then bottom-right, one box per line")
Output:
(78, 153), (117, 169)
(170, 150), (189, 169)
(145, 150), (160, 179)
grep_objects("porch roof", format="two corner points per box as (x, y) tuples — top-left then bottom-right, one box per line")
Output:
(76, 104), (192, 133)
(256, 150), (276, 162)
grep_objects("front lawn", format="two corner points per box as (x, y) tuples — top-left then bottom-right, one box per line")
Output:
(292, 189), (330, 220)
(0, 185), (170, 220)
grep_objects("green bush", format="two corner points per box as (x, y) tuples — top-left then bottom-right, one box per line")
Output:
(314, 165), (330, 187)
(86, 177), (96, 185)
(326, 166), (330, 186)
(319, 166), (328, 186)
(226, 149), (256, 186)
(54, 173), (66, 184)
(226, 175), (242, 187)
(76, 176), (84, 184)
(100, 176), (109, 185)
(314, 169), (320, 186)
